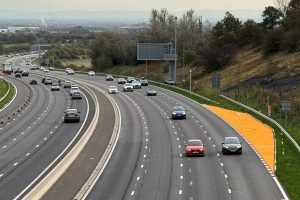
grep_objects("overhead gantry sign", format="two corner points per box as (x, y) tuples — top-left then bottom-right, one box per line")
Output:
(137, 43), (177, 83)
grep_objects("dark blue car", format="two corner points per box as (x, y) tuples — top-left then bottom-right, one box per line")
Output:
(171, 106), (186, 119)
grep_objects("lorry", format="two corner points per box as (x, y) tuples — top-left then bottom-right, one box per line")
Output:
(1, 63), (13, 75)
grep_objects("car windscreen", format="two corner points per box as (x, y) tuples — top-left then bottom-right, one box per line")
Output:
(174, 107), (185, 111)
(224, 137), (240, 144)
(188, 140), (202, 146)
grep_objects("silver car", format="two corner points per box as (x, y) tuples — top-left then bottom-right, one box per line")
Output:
(132, 81), (142, 89)
(51, 83), (60, 91)
(147, 90), (157, 96)
(45, 78), (52, 85)
(64, 81), (72, 88)
(71, 90), (82, 99)
(123, 83), (133, 92)
(64, 109), (80, 123)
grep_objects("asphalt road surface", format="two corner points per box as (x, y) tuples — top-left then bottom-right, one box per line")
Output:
(41, 71), (285, 200)
(0, 57), (93, 200)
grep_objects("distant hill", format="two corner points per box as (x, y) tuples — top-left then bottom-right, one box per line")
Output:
(0, 9), (263, 27)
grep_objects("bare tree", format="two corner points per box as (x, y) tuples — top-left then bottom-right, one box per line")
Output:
(275, 0), (290, 16)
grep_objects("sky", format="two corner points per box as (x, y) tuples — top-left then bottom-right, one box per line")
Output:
(0, 0), (275, 11)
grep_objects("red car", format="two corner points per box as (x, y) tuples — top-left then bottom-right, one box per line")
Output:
(185, 139), (205, 156)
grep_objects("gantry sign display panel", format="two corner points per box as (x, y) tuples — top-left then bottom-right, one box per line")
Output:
(137, 43), (176, 61)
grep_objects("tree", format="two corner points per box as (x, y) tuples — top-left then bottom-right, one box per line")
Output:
(148, 8), (175, 42)
(201, 43), (236, 71)
(202, 11), (241, 69)
(283, 0), (300, 30)
(264, 30), (283, 54)
(178, 9), (202, 55)
(0, 44), (4, 54)
(240, 20), (263, 47)
(91, 31), (135, 71)
(262, 6), (283, 30)
(276, 0), (290, 16)
(212, 11), (242, 46)
(280, 30), (300, 51)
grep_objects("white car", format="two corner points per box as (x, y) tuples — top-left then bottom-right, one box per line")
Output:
(123, 83), (133, 92)
(45, 78), (52, 85)
(70, 89), (80, 96)
(108, 86), (118, 94)
(64, 81), (72, 88)
(132, 81), (142, 89)
(66, 69), (75, 75)
(71, 90), (82, 99)
(88, 71), (95, 76)
(70, 85), (79, 94)
(71, 84), (79, 90)
(51, 83), (60, 91)
(43, 68), (49, 72)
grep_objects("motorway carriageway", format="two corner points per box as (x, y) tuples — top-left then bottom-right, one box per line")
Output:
(205, 105), (275, 172)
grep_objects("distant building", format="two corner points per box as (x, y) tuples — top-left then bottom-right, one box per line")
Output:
(7, 26), (40, 33)
(0, 29), (9, 33)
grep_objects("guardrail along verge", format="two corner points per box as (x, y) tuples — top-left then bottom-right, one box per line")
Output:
(220, 95), (300, 153)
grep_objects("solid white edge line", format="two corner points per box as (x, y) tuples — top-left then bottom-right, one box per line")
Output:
(273, 177), (289, 200)
(151, 84), (289, 200)
(0, 78), (10, 102)
(77, 84), (122, 200)
(14, 81), (90, 200)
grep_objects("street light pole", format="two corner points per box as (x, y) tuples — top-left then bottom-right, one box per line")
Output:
(189, 69), (192, 92)
(182, 47), (184, 82)
(146, 60), (148, 78)
(174, 16), (177, 83)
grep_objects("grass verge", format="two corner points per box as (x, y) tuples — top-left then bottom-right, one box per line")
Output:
(0, 81), (15, 109)
(59, 58), (92, 69)
(0, 79), (9, 98)
(151, 81), (300, 200)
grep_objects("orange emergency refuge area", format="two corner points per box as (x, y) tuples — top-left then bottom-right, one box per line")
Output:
(205, 105), (275, 172)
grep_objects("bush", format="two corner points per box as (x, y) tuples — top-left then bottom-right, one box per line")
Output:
(184, 50), (197, 64)
(264, 30), (283, 55)
(281, 30), (300, 52)
(201, 43), (236, 71)
(95, 55), (113, 70)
